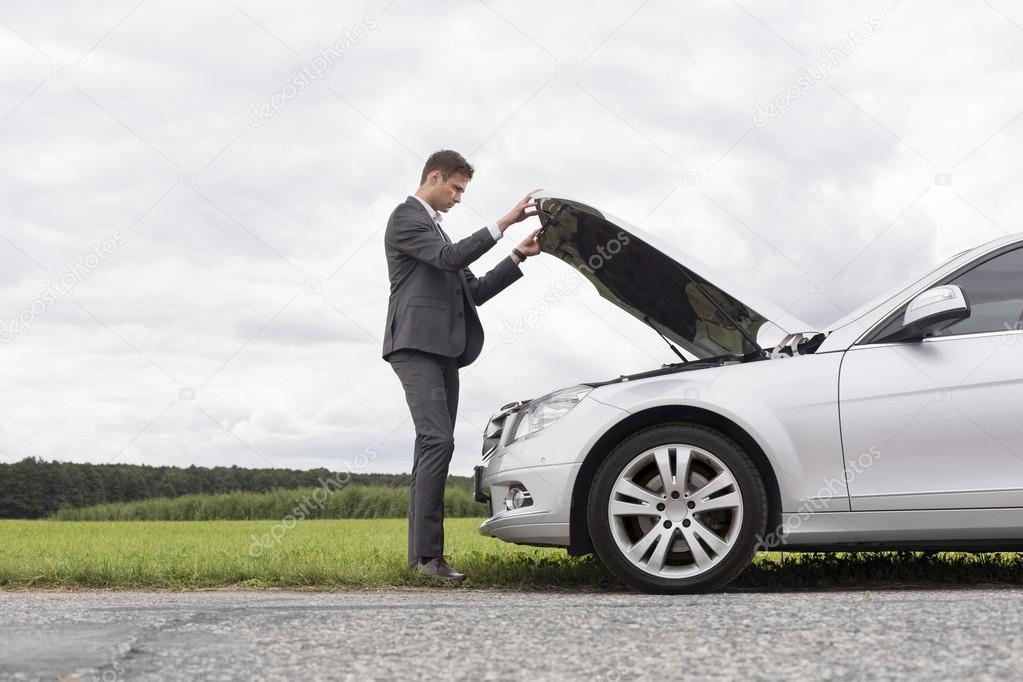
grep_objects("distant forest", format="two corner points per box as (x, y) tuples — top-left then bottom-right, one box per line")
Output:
(0, 458), (469, 519)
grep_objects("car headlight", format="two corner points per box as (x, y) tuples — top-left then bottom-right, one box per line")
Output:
(510, 385), (592, 441)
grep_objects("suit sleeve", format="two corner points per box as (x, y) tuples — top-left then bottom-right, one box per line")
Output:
(462, 256), (524, 306)
(389, 203), (497, 272)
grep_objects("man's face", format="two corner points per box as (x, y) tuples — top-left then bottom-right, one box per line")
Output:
(427, 171), (470, 212)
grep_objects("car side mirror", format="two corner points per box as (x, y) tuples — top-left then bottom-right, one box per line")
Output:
(878, 285), (971, 343)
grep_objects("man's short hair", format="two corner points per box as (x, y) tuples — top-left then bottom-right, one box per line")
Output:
(420, 149), (474, 185)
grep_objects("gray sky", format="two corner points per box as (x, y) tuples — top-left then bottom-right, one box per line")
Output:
(1, 0), (1020, 475)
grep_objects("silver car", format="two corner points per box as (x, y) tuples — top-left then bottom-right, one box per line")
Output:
(474, 194), (1023, 593)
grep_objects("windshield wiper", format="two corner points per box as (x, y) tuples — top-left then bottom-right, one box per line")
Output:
(643, 315), (688, 364)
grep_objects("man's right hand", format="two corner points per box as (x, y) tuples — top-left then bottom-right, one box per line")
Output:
(496, 188), (543, 233)
(510, 228), (543, 265)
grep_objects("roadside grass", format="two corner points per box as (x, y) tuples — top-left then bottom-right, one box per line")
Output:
(0, 519), (606, 590)
(3, 519), (1023, 591)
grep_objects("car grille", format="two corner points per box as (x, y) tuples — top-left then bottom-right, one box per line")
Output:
(481, 400), (525, 459)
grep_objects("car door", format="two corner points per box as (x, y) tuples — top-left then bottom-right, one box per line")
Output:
(839, 245), (1023, 511)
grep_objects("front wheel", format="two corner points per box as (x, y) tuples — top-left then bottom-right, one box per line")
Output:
(587, 424), (767, 593)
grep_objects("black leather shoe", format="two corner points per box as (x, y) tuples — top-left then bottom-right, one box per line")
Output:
(415, 556), (466, 581)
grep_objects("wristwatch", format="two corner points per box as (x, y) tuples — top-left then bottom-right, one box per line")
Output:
(512, 247), (527, 261)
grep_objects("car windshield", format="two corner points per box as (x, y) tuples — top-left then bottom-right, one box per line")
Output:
(825, 246), (976, 333)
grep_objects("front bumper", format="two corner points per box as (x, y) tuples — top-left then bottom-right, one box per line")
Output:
(477, 461), (578, 547)
(474, 395), (628, 548)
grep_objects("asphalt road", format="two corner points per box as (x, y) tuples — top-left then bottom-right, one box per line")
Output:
(2, 587), (1022, 681)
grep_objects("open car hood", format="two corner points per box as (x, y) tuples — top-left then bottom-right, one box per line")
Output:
(536, 194), (817, 360)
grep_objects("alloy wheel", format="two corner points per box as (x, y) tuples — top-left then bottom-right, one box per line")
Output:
(606, 443), (744, 578)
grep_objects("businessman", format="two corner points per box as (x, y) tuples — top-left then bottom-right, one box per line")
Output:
(382, 149), (542, 581)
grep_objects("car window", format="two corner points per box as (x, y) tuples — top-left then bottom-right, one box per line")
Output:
(869, 246), (1023, 341)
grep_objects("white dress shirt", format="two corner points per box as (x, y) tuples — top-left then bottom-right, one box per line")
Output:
(413, 195), (502, 241)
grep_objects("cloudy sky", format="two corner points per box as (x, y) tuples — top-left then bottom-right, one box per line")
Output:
(1, 0), (1020, 476)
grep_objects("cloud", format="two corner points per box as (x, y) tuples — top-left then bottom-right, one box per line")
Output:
(1, 0), (1020, 475)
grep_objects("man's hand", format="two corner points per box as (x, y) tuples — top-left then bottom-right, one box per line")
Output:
(510, 228), (543, 265)
(496, 188), (543, 233)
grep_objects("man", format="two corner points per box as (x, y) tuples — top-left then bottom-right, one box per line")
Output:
(382, 149), (542, 581)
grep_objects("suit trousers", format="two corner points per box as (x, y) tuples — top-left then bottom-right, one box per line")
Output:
(388, 348), (460, 567)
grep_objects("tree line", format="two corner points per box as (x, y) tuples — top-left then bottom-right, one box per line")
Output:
(0, 457), (474, 519)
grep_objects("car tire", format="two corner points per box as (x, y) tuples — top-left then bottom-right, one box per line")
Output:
(587, 423), (767, 594)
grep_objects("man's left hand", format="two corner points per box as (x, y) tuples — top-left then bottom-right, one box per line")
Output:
(496, 188), (543, 233)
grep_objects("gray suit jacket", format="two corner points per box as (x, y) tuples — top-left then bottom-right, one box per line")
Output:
(382, 196), (524, 367)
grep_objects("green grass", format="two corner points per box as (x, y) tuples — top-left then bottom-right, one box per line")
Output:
(4, 519), (1023, 590)
(50, 485), (486, 521)
(0, 518), (608, 589)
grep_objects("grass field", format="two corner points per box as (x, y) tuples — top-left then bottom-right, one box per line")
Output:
(49, 485), (485, 521)
(4, 518), (1023, 590)
(0, 518), (606, 589)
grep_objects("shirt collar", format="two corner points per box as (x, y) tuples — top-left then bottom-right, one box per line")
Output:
(412, 195), (442, 225)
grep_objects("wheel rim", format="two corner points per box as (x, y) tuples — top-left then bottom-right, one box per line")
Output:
(606, 443), (744, 579)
